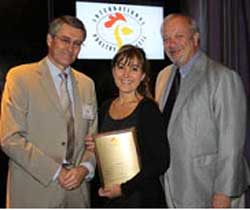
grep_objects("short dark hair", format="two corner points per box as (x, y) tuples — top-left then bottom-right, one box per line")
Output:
(48, 15), (87, 41)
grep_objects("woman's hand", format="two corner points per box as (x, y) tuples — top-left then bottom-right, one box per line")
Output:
(85, 134), (95, 152)
(98, 184), (122, 199)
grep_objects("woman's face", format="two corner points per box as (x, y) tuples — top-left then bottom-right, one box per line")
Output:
(112, 56), (145, 95)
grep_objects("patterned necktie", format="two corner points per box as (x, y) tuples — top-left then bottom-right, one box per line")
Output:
(59, 72), (75, 167)
(162, 68), (181, 131)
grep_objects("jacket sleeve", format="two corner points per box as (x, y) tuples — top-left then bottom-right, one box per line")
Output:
(0, 69), (60, 187)
(213, 70), (249, 196)
(80, 80), (98, 180)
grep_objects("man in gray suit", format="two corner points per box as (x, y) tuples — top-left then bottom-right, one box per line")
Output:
(0, 15), (97, 207)
(155, 13), (250, 208)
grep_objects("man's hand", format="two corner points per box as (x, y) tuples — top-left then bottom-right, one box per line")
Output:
(58, 166), (89, 190)
(85, 134), (95, 152)
(98, 184), (122, 199)
(212, 193), (231, 208)
(58, 167), (68, 188)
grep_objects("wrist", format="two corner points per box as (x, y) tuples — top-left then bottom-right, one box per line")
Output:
(78, 165), (89, 176)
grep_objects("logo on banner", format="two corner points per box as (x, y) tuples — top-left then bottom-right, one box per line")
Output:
(92, 6), (146, 52)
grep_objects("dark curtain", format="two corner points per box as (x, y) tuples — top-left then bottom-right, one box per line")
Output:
(180, 0), (250, 206)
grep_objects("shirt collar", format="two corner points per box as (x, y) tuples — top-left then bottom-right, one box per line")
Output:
(46, 57), (71, 79)
(177, 49), (202, 78)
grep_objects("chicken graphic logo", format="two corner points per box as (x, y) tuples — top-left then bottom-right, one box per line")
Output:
(104, 12), (134, 48)
(93, 6), (146, 52)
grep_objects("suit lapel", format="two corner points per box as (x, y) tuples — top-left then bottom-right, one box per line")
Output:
(37, 59), (64, 116)
(70, 70), (83, 144)
(161, 66), (178, 111)
(158, 66), (175, 111)
(168, 53), (208, 135)
(156, 65), (173, 111)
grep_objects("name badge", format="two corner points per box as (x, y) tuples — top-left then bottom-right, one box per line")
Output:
(82, 104), (95, 120)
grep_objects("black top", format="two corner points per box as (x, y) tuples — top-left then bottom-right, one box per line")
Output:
(93, 97), (170, 208)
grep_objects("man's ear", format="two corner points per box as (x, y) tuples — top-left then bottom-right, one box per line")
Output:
(193, 32), (200, 47)
(47, 34), (53, 47)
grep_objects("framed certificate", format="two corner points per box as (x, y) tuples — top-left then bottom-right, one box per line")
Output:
(94, 127), (141, 188)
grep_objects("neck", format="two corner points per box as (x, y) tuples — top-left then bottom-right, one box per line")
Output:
(117, 92), (141, 104)
(47, 55), (68, 71)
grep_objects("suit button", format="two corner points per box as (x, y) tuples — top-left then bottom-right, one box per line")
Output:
(61, 142), (66, 146)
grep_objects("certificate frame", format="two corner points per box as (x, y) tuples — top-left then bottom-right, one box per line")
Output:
(94, 127), (141, 188)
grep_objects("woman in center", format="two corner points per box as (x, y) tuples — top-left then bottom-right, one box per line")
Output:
(94, 44), (169, 208)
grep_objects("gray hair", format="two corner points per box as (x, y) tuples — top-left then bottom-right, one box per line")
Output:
(161, 13), (199, 36)
(48, 15), (87, 40)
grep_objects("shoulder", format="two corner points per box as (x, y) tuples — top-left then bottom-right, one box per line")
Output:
(72, 68), (95, 87)
(197, 54), (245, 99)
(157, 64), (174, 80)
(98, 98), (114, 122)
(7, 62), (38, 76)
(204, 55), (243, 84)
(6, 61), (40, 82)
(100, 98), (113, 110)
(99, 98), (114, 114)
(200, 53), (234, 76)
(137, 98), (163, 128)
(139, 97), (160, 113)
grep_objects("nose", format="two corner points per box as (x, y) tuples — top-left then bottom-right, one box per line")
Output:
(67, 43), (75, 52)
(165, 37), (176, 49)
(123, 67), (130, 77)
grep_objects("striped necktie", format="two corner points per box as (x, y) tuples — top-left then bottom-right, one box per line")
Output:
(59, 72), (75, 167)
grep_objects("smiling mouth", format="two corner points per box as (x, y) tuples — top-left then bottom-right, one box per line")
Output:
(169, 48), (181, 55)
(121, 80), (132, 85)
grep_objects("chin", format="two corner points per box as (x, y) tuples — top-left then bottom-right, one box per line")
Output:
(119, 89), (135, 94)
(61, 61), (72, 67)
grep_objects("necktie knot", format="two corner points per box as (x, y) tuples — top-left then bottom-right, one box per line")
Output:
(63, 72), (68, 80)
(59, 72), (68, 81)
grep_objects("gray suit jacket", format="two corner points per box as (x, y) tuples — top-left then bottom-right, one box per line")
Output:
(0, 58), (97, 207)
(155, 52), (250, 207)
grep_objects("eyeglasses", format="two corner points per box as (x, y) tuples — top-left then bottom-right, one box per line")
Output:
(53, 35), (83, 49)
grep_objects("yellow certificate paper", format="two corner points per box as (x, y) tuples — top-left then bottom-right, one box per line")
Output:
(94, 128), (141, 188)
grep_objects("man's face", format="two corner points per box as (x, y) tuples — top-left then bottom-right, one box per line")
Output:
(47, 23), (84, 70)
(162, 16), (199, 66)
